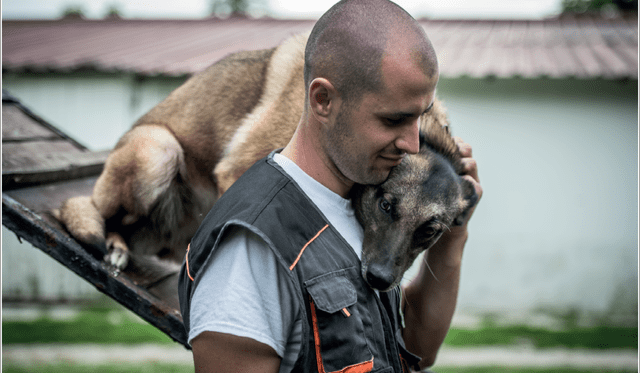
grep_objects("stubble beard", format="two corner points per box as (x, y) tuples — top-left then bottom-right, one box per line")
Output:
(324, 107), (390, 187)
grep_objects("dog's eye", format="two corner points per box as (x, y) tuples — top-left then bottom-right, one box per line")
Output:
(423, 227), (437, 238)
(378, 198), (392, 214)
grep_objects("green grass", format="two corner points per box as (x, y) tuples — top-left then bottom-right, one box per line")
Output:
(445, 325), (638, 350)
(3, 306), (638, 350)
(2, 306), (174, 345)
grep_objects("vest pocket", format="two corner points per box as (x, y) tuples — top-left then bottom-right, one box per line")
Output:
(306, 270), (374, 373)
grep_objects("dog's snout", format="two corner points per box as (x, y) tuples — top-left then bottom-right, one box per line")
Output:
(365, 264), (395, 291)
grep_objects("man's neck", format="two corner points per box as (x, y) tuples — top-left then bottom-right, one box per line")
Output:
(281, 122), (353, 199)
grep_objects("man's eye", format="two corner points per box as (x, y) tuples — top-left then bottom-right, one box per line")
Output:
(385, 118), (403, 126)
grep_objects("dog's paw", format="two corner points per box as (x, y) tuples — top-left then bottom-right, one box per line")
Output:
(105, 232), (129, 270)
(105, 246), (129, 270)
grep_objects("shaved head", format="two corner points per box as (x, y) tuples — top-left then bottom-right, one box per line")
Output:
(304, 0), (438, 104)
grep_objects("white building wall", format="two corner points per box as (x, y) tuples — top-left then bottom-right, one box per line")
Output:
(2, 230), (101, 301)
(424, 78), (638, 317)
(2, 74), (638, 318)
(2, 72), (184, 150)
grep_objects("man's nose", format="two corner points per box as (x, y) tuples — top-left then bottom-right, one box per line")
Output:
(394, 119), (420, 155)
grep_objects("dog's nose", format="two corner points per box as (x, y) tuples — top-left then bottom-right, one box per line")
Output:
(365, 264), (395, 291)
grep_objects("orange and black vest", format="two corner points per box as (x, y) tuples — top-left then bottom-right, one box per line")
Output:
(179, 152), (421, 372)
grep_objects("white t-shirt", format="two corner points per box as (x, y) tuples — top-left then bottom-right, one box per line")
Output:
(188, 153), (364, 372)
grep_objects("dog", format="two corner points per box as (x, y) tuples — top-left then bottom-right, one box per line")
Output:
(353, 126), (477, 291)
(54, 33), (308, 270)
(54, 32), (476, 291)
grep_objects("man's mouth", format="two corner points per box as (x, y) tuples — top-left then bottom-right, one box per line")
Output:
(379, 153), (406, 166)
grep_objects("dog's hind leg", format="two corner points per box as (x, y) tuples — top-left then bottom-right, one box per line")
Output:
(92, 124), (188, 269)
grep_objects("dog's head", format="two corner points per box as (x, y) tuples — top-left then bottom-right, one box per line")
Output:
(351, 123), (478, 291)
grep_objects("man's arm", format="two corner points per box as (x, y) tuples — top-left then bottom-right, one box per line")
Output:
(401, 137), (482, 369)
(186, 226), (299, 373)
(192, 331), (281, 373)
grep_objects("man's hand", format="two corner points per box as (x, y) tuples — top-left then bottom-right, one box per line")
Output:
(402, 136), (482, 369)
(453, 136), (483, 231)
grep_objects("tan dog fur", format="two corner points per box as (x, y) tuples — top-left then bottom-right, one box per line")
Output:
(54, 32), (452, 271)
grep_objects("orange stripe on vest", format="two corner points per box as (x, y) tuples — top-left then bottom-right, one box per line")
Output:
(310, 299), (374, 373)
(186, 243), (194, 281)
(289, 224), (329, 271)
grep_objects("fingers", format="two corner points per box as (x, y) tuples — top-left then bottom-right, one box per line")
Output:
(460, 158), (480, 185)
(463, 174), (483, 201)
(453, 136), (480, 184)
(453, 136), (473, 158)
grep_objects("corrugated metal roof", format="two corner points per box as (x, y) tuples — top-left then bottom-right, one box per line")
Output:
(2, 14), (638, 79)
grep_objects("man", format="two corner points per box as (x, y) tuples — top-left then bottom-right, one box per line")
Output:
(179, 0), (482, 372)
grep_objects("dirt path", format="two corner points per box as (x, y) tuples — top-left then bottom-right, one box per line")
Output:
(3, 344), (637, 370)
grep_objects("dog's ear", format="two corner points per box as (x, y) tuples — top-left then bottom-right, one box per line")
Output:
(453, 177), (478, 226)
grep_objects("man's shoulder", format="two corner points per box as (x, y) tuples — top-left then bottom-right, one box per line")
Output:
(188, 224), (302, 357)
(218, 155), (324, 227)
(189, 152), (333, 281)
(207, 156), (293, 223)
(222, 156), (290, 202)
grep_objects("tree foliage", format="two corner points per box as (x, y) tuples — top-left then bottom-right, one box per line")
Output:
(562, 0), (638, 13)
(105, 4), (122, 19)
(210, 0), (268, 18)
(61, 5), (85, 18)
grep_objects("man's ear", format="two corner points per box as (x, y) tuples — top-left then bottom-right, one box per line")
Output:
(308, 78), (337, 123)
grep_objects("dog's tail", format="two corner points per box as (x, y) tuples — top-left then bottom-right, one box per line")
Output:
(52, 195), (106, 252)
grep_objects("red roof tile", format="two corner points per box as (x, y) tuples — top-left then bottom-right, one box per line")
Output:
(2, 15), (637, 79)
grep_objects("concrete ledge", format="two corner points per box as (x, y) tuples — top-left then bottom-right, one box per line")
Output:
(3, 344), (637, 370)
